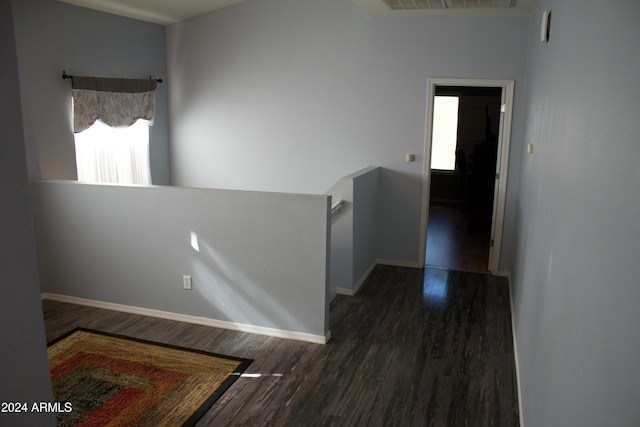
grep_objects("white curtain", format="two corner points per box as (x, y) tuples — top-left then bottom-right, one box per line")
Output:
(74, 120), (151, 185)
(71, 75), (156, 185)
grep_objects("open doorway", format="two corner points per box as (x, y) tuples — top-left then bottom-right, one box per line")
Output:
(427, 86), (501, 272)
(418, 79), (514, 275)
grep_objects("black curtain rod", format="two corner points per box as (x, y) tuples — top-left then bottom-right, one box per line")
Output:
(61, 70), (163, 83)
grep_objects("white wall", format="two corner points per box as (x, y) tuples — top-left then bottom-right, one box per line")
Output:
(511, 1), (640, 425)
(12, 0), (171, 184)
(167, 0), (530, 266)
(31, 181), (331, 341)
(0, 1), (55, 424)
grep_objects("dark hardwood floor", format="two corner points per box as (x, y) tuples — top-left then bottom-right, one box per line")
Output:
(426, 202), (491, 272)
(43, 265), (519, 426)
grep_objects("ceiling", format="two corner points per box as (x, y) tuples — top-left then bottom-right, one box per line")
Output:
(58, 0), (246, 25)
(59, 0), (537, 25)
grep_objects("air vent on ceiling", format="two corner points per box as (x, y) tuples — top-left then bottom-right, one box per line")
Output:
(382, 0), (512, 10)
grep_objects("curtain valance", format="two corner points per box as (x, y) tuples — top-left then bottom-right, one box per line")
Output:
(71, 76), (157, 133)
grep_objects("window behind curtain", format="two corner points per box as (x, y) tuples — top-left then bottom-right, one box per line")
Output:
(74, 119), (151, 185)
(69, 75), (157, 185)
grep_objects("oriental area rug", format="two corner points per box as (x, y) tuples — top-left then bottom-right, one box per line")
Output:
(48, 328), (252, 427)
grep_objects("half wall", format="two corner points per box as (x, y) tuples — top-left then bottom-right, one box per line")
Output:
(32, 181), (331, 343)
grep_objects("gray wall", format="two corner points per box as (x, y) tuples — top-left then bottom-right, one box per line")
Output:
(327, 174), (353, 298)
(0, 1), (55, 425)
(511, 1), (640, 425)
(352, 167), (379, 286)
(31, 181), (331, 339)
(328, 166), (379, 297)
(12, 0), (171, 184)
(167, 0), (530, 266)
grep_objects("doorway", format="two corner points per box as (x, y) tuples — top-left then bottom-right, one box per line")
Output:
(418, 79), (514, 275)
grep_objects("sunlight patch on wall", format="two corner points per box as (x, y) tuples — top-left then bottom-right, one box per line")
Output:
(190, 231), (200, 252)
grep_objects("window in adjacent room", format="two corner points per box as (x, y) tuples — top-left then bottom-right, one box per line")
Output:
(430, 96), (459, 171)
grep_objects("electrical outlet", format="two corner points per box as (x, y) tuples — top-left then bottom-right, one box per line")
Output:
(183, 275), (192, 290)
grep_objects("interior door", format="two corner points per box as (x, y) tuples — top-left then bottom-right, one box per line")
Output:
(418, 78), (515, 275)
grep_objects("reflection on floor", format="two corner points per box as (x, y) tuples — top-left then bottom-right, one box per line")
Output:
(426, 201), (491, 272)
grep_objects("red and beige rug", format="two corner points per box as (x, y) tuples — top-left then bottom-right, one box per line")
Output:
(48, 328), (252, 426)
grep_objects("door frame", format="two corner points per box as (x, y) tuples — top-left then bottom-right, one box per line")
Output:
(418, 78), (515, 274)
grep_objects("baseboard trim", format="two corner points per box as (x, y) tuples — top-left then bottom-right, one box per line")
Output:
(336, 261), (378, 296)
(505, 273), (525, 427)
(335, 287), (355, 296)
(353, 261), (377, 294)
(41, 293), (330, 345)
(376, 258), (421, 269)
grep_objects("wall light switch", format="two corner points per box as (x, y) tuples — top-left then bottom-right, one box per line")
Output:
(527, 144), (534, 154)
(405, 154), (415, 162)
(183, 275), (192, 290)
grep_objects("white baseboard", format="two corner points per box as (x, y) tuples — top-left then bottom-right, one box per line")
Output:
(335, 287), (355, 296)
(376, 258), (421, 269)
(353, 261), (377, 294)
(505, 273), (525, 427)
(41, 293), (330, 345)
(336, 261), (378, 297)
(336, 258), (419, 297)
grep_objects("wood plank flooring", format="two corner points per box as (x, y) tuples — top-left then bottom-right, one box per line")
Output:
(42, 265), (519, 426)
(426, 202), (491, 272)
